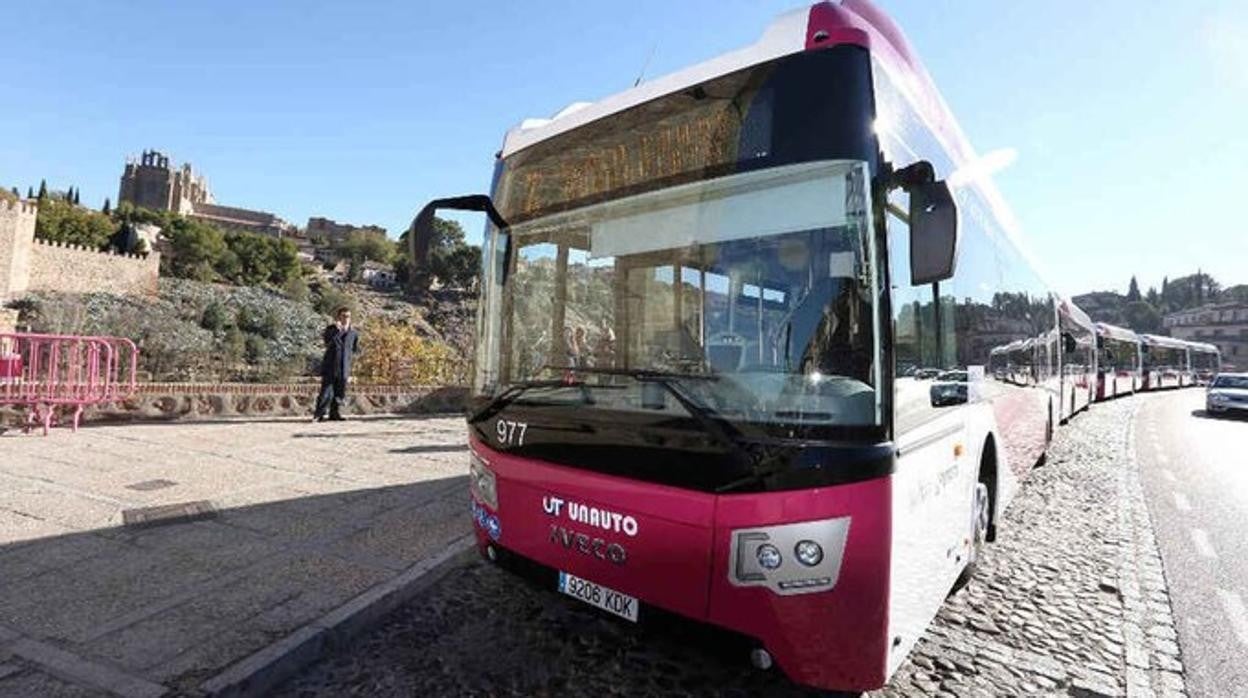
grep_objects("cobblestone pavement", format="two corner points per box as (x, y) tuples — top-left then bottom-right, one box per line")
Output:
(277, 396), (1187, 697)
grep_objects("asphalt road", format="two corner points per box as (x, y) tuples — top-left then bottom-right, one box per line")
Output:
(1135, 387), (1248, 697)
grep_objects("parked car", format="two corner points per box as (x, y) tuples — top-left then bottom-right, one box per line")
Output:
(1205, 373), (1248, 416)
(914, 368), (941, 380)
(930, 370), (969, 407)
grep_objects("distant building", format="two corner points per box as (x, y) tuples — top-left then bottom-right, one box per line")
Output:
(118, 150), (294, 237)
(361, 261), (398, 290)
(306, 217), (386, 246)
(1164, 301), (1248, 370)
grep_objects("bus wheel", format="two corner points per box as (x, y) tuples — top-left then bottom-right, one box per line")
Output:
(953, 481), (990, 594)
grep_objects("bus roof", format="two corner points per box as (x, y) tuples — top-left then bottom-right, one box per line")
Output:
(1095, 322), (1140, 343)
(499, 0), (1062, 300)
(1139, 334), (1188, 350)
(1185, 340), (1219, 353)
(501, 1), (946, 159)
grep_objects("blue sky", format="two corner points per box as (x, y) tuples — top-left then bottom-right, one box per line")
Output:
(2, 0), (1245, 296)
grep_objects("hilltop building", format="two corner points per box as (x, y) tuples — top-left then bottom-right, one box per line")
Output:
(118, 150), (294, 238)
(306, 217), (387, 246)
(1164, 302), (1248, 370)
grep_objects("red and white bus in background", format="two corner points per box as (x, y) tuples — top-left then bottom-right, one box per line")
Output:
(1095, 322), (1142, 401)
(414, 1), (1090, 692)
(1185, 340), (1221, 384)
(1140, 334), (1191, 390)
(1057, 299), (1097, 421)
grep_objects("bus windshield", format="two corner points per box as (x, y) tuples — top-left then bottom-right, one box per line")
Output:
(476, 159), (880, 428)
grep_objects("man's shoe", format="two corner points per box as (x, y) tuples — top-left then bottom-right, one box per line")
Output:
(328, 415), (346, 422)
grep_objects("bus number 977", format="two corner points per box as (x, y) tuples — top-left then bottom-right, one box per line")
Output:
(496, 419), (527, 447)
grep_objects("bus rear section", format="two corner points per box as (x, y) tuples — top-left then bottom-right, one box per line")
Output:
(1095, 322), (1142, 400)
(1186, 341), (1221, 384)
(1140, 334), (1189, 390)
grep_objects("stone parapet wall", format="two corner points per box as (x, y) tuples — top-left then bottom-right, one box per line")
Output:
(1, 383), (467, 426)
(27, 239), (160, 297)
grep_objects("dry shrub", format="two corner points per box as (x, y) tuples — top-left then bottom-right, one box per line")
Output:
(353, 319), (467, 385)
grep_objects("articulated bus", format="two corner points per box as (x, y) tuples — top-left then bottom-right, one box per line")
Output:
(1186, 341), (1221, 384)
(1057, 299), (1096, 420)
(1140, 334), (1191, 390)
(415, 1), (1091, 692)
(1095, 322), (1142, 400)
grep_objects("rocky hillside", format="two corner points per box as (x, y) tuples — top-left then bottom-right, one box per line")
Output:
(9, 278), (475, 382)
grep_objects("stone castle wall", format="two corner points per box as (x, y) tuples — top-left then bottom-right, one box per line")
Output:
(27, 239), (160, 296)
(1, 198), (161, 300)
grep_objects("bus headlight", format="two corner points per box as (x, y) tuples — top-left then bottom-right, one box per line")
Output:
(756, 544), (783, 570)
(794, 540), (823, 567)
(729, 517), (850, 596)
(469, 450), (498, 510)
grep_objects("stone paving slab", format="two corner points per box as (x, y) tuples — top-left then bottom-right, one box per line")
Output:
(0, 415), (472, 697)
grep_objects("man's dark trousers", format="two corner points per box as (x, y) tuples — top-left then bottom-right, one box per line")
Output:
(314, 374), (347, 420)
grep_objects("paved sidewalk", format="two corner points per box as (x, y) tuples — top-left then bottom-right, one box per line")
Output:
(0, 415), (471, 697)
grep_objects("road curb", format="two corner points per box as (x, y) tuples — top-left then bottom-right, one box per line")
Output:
(199, 534), (477, 698)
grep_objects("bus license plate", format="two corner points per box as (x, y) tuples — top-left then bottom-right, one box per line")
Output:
(557, 571), (639, 622)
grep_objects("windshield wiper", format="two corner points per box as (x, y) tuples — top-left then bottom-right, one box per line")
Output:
(560, 366), (758, 471)
(467, 379), (590, 424)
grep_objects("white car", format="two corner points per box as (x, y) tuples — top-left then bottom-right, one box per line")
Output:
(1206, 373), (1248, 416)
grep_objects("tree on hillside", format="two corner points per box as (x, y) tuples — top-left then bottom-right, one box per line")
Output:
(33, 198), (117, 248)
(9, 187), (17, 198)
(1124, 301), (1162, 334)
(73, 188), (80, 206)
(164, 217), (227, 281)
(1146, 287), (1159, 306)
(37, 180), (47, 200)
(26, 186), (33, 199)
(102, 198), (111, 215)
(1127, 276), (1141, 302)
(399, 217), (480, 293)
(334, 231), (396, 266)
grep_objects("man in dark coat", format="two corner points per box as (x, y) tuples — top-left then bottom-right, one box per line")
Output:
(314, 307), (361, 421)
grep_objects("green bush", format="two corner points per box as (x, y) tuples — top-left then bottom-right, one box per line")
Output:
(34, 198), (117, 249)
(200, 302), (229, 332)
(244, 334), (268, 363)
(260, 309), (282, 339)
(282, 274), (310, 302)
(222, 326), (246, 361)
(236, 306), (261, 333)
(313, 284), (356, 317)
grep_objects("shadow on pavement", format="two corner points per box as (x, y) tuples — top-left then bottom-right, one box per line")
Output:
(1191, 409), (1248, 421)
(389, 444), (469, 454)
(0, 476), (469, 696)
(79, 412), (461, 429)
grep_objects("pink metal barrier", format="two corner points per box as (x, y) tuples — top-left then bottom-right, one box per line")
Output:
(0, 333), (139, 435)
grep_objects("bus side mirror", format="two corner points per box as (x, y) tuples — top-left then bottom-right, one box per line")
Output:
(909, 180), (958, 285)
(407, 195), (508, 287)
(1063, 333), (1077, 355)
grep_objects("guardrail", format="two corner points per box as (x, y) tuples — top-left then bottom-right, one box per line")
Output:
(0, 333), (139, 435)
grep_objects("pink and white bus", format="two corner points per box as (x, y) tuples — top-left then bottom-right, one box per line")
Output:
(1094, 322), (1142, 400)
(1140, 333), (1190, 390)
(415, 1), (1077, 691)
(1185, 340), (1221, 384)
